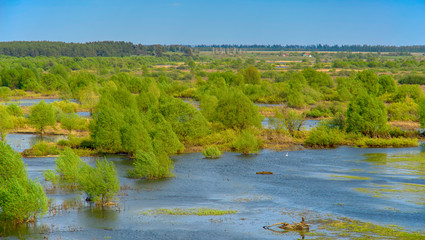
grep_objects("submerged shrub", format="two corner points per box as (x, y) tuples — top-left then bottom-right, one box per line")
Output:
(202, 146), (222, 159)
(43, 147), (87, 189)
(78, 159), (120, 205)
(129, 150), (174, 179)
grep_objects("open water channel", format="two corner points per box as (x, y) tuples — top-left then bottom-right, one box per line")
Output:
(1, 133), (424, 239)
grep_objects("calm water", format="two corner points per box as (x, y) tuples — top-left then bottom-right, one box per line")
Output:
(0, 98), (77, 107)
(2, 135), (425, 239)
(262, 118), (320, 130)
(5, 134), (66, 152)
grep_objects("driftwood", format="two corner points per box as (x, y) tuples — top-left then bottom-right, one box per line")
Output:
(263, 217), (310, 231)
(256, 171), (273, 175)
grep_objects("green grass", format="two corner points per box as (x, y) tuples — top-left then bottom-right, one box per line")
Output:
(355, 137), (418, 148)
(313, 217), (425, 240)
(141, 208), (237, 216)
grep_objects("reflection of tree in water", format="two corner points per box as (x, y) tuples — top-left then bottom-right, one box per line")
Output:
(79, 206), (119, 229)
(0, 220), (51, 238)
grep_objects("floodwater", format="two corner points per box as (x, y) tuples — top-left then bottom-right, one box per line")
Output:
(262, 118), (320, 130)
(5, 133), (66, 153)
(0, 98), (77, 107)
(1, 135), (425, 239)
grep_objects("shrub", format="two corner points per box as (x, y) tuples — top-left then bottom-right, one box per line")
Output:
(305, 126), (344, 148)
(23, 141), (59, 156)
(202, 146), (222, 159)
(232, 130), (261, 154)
(387, 99), (418, 121)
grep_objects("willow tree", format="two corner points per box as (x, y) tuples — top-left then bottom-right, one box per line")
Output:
(29, 101), (56, 138)
(346, 92), (387, 136)
(0, 142), (48, 222)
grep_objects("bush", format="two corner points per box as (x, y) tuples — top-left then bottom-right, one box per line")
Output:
(202, 147), (222, 159)
(387, 99), (418, 121)
(232, 130), (261, 154)
(23, 141), (59, 156)
(305, 126), (344, 148)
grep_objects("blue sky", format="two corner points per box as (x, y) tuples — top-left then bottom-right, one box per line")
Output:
(1, 0), (424, 45)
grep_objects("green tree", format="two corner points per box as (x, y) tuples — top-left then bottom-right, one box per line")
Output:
(215, 89), (262, 129)
(0, 106), (14, 142)
(90, 104), (124, 152)
(355, 70), (380, 96)
(147, 109), (184, 155)
(270, 108), (305, 135)
(60, 113), (87, 135)
(346, 92), (387, 136)
(44, 148), (87, 189)
(29, 101), (56, 138)
(78, 159), (120, 205)
(0, 142), (48, 223)
(243, 66), (261, 84)
(128, 150), (173, 179)
(378, 75), (396, 95)
(159, 96), (210, 141)
(120, 109), (153, 155)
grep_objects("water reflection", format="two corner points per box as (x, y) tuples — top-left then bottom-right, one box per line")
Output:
(6, 134), (66, 152)
(262, 117), (320, 130)
(78, 207), (119, 230)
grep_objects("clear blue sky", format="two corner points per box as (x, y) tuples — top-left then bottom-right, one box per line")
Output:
(1, 0), (424, 45)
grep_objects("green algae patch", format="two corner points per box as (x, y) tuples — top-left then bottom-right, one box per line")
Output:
(357, 152), (425, 205)
(312, 217), (425, 240)
(363, 152), (425, 177)
(330, 175), (371, 180)
(141, 208), (237, 216)
(355, 183), (425, 205)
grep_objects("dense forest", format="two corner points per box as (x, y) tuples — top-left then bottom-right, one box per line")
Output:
(0, 41), (194, 57)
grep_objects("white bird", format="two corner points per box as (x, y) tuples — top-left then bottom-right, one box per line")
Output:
(285, 152), (288, 157)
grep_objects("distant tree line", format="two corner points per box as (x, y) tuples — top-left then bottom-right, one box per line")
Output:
(0, 41), (193, 57)
(195, 44), (425, 53)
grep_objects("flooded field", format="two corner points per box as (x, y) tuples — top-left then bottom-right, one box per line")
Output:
(2, 134), (424, 239)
